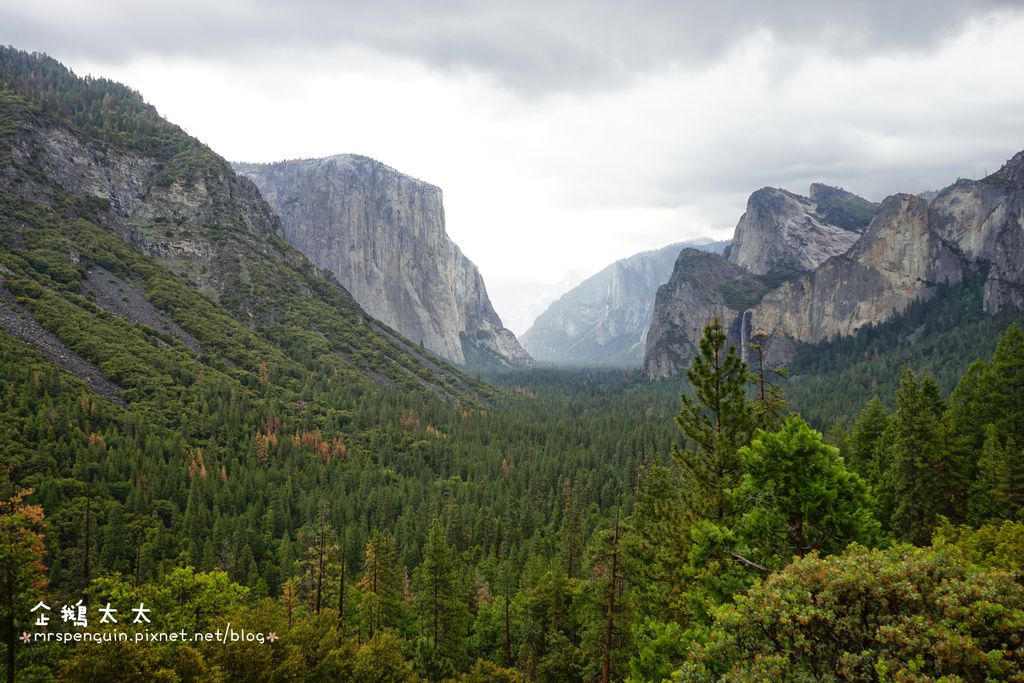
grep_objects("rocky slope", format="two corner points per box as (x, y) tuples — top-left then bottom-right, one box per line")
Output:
(929, 153), (1024, 313)
(235, 157), (532, 371)
(645, 158), (1024, 379)
(752, 154), (1024, 350)
(521, 239), (727, 366)
(751, 193), (967, 347)
(643, 249), (770, 378)
(0, 47), (489, 403)
(726, 185), (875, 275)
(0, 101), (282, 308)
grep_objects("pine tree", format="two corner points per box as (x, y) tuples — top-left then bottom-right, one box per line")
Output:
(733, 416), (880, 566)
(600, 508), (624, 683)
(747, 329), (788, 430)
(946, 359), (990, 454)
(672, 316), (758, 524)
(882, 369), (964, 543)
(984, 326), (1024, 509)
(299, 516), (336, 615)
(1007, 433), (1024, 520)
(0, 481), (48, 683)
(561, 479), (581, 579)
(969, 425), (1013, 524)
(620, 463), (689, 621)
(280, 578), (300, 630)
(988, 324), (1024, 449)
(414, 518), (466, 669)
(356, 530), (403, 638)
(848, 396), (890, 487)
(946, 325), (1024, 521)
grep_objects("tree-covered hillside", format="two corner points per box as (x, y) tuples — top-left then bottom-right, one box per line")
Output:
(1, 47), (1022, 682)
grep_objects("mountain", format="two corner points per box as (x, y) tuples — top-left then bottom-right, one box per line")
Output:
(644, 159), (1024, 378)
(0, 47), (488, 403)
(644, 248), (770, 378)
(751, 193), (966, 351)
(753, 155), (1024, 353)
(521, 239), (728, 366)
(725, 184), (875, 276)
(234, 157), (533, 371)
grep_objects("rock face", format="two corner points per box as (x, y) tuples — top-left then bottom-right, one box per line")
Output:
(644, 157), (1024, 379)
(726, 186), (875, 276)
(643, 249), (770, 379)
(751, 193), (967, 346)
(752, 151), (1024, 348)
(521, 239), (728, 366)
(0, 47), (491, 402)
(0, 103), (285, 307)
(929, 152), (1024, 314)
(235, 156), (532, 370)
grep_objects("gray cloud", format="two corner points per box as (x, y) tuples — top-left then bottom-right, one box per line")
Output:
(3, 0), (1023, 95)
(4, 0), (1024, 331)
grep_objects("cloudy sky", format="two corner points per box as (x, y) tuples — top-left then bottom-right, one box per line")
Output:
(4, 1), (1024, 333)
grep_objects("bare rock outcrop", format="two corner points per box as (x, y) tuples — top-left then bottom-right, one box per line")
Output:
(751, 194), (967, 346)
(929, 151), (1024, 313)
(643, 249), (769, 378)
(643, 155), (1024, 378)
(235, 156), (532, 370)
(726, 186), (874, 275)
(522, 239), (728, 366)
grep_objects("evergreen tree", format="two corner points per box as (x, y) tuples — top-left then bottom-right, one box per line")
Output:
(280, 578), (300, 631)
(0, 481), (48, 683)
(987, 323), (1024, 450)
(598, 509), (625, 683)
(414, 518), (467, 672)
(848, 396), (889, 487)
(747, 329), (788, 430)
(732, 416), (880, 567)
(969, 425), (1014, 524)
(672, 316), (757, 524)
(299, 517), (337, 616)
(946, 359), (990, 456)
(620, 464), (689, 622)
(983, 325), (1024, 515)
(357, 530), (404, 639)
(882, 369), (964, 543)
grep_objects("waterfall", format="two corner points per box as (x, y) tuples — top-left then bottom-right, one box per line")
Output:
(740, 309), (753, 363)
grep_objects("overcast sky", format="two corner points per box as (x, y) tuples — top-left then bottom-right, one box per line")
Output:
(4, 1), (1024, 334)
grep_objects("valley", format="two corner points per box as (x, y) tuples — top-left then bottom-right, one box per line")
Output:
(1, 45), (1023, 682)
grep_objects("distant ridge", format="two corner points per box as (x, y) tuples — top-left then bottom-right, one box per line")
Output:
(521, 239), (728, 366)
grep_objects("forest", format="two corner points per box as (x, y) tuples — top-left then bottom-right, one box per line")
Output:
(1, 46), (1023, 682)
(3, 314), (1023, 681)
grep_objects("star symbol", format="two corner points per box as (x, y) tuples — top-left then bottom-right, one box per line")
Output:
(20, 632), (31, 644)
(266, 632), (277, 643)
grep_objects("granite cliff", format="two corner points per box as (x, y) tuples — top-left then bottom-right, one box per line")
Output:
(522, 239), (728, 366)
(726, 185), (875, 276)
(929, 152), (1024, 314)
(644, 156), (1024, 379)
(644, 249), (769, 378)
(750, 193), (967, 349)
(235, 156), (532, 371)
(751, 155), (1024, 349)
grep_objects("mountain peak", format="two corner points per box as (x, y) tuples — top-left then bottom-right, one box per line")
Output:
(808, 183), (877, 232)
(984, 149), (1024, 187)
(521, 239), (728, 367)
(0, 45), (491, 402)
(727, 185), (865, 276)
(235, 158), (532, 371)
